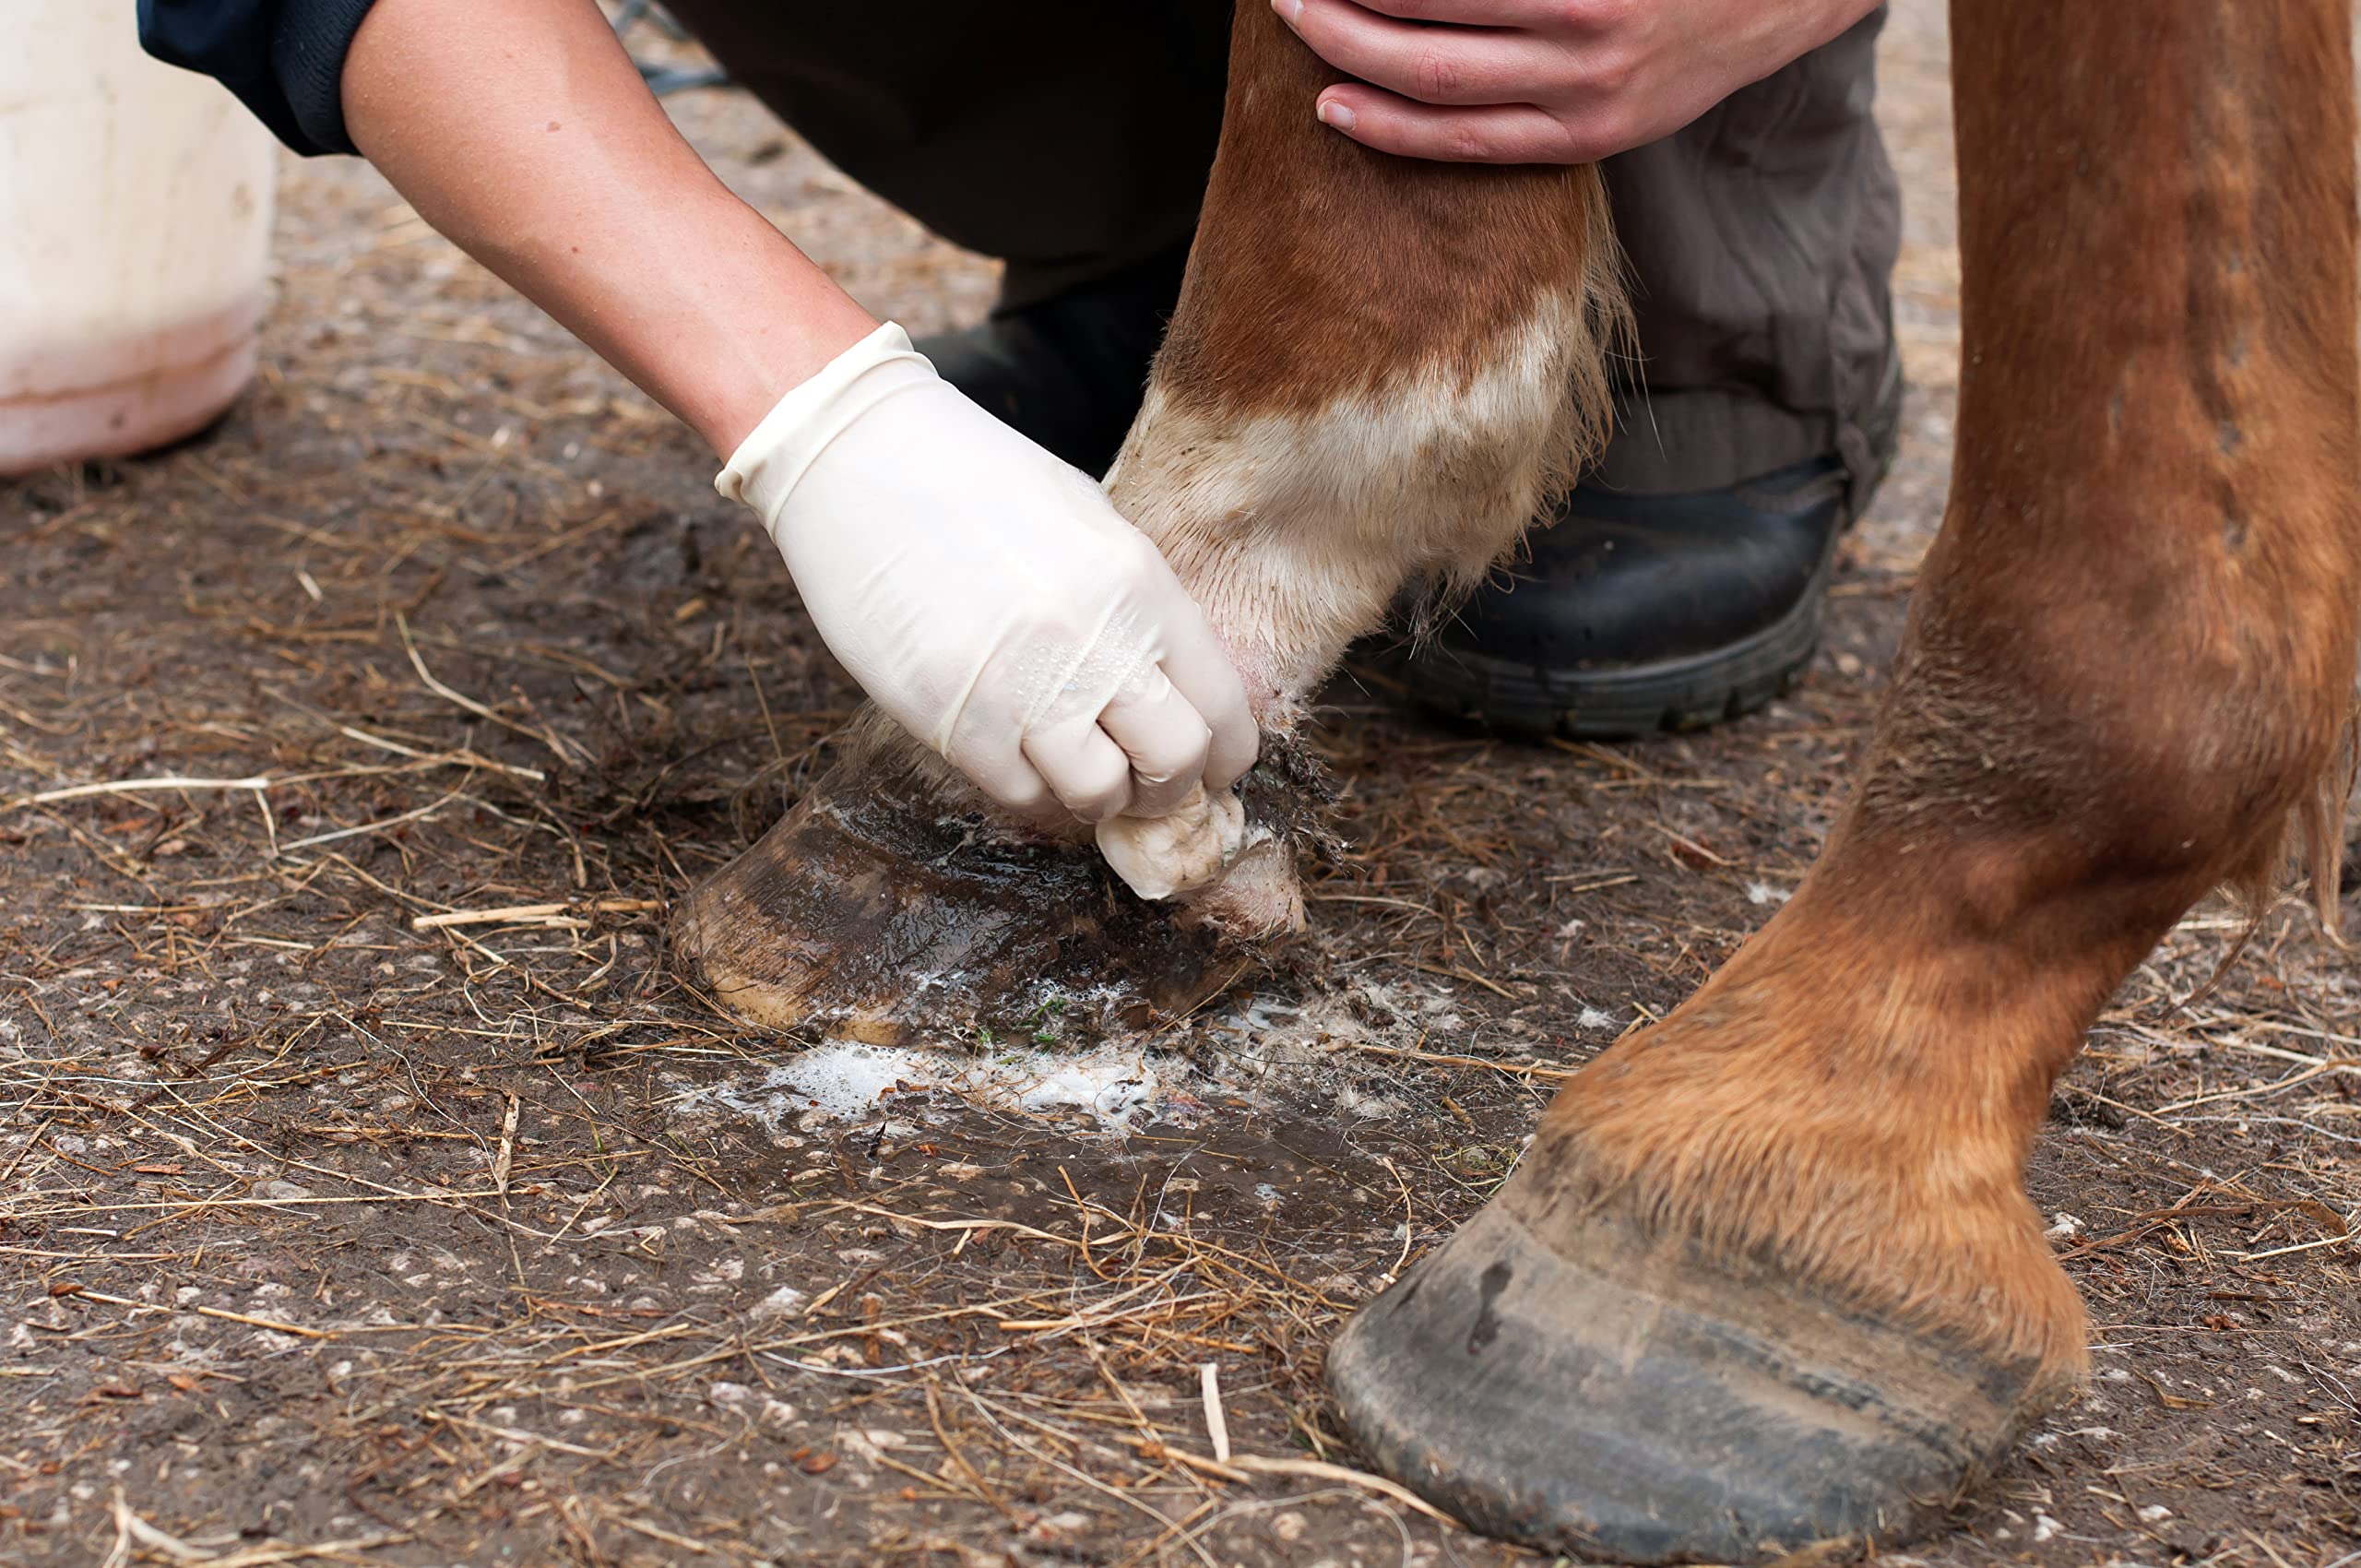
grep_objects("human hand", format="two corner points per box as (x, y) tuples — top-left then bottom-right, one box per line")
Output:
(718, 323), (1258, 826)
(1272, 0), (1882, 163)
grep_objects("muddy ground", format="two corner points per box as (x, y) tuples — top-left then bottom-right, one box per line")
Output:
(5, 5), (2358, 1566)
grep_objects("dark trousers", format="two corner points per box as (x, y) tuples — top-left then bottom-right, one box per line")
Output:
(660, 2), (1902, 496)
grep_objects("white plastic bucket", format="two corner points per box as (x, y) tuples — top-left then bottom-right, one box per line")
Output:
(1, 7), (278, 474)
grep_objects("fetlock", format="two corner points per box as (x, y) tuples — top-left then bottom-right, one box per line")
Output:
(1526, 887), (2094, 1390)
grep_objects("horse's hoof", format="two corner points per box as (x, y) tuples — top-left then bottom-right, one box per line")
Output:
(1327, 1187), (2060, 1564)
(670, 744), (1290, 1041)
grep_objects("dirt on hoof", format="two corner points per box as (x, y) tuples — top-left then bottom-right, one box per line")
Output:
(670, 748), (1274, 1043)
(669, 718), (1340, 1043)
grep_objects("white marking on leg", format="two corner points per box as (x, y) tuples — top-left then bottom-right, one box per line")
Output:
(1108, 291), (1600, 719)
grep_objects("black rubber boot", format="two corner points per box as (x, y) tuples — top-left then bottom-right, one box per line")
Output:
(914, 242), (1190, 478)
(1401, 357), (1904, 740)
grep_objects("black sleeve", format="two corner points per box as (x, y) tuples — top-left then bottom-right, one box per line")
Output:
(136, 0), (382, 157)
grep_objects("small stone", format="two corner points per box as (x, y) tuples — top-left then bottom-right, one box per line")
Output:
(749, 1284), (810, 1322)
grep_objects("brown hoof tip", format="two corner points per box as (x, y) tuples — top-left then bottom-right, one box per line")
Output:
(672, 756), (1267, 1039)
(1327, 1201), (2056, 1564)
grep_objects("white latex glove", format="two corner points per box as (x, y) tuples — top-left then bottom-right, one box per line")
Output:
(718, 322), (1258, 826)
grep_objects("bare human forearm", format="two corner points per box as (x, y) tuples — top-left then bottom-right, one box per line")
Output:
(341, 0), (877, 456)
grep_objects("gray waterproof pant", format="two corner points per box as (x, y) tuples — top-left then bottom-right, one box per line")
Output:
(659, 2), (1901, 498)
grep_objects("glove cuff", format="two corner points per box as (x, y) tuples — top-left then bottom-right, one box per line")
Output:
(714, 320), (932, 540)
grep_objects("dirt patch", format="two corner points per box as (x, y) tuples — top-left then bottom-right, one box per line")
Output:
(4, 6), (2358, 1566)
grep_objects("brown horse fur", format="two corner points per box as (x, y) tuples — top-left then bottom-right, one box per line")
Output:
(1512, 0), (2360, 1398)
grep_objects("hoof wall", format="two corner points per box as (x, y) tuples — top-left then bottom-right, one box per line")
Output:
(1328, 1202), (2051, 1564)
(671, 755), (1264, 1039)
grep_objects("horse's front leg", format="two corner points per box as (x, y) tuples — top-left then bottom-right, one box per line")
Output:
(670, 4), (1623, 1036)
(1330, 2), (2361, 1561)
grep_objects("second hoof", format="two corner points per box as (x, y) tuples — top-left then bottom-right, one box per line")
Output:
(1328, 1192), (2063, 1564)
